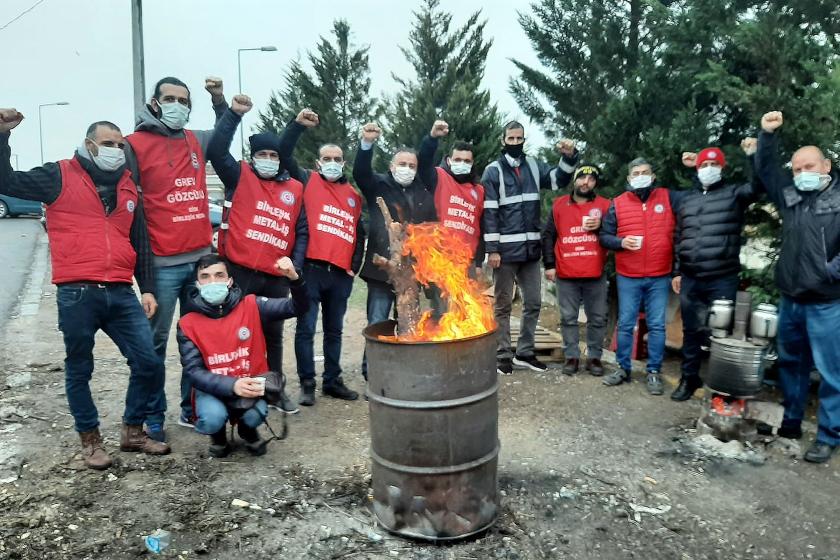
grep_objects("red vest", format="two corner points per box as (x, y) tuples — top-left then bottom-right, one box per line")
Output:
(434, 167), (484, 253)
(178, 295), (269, 378)
(551, 194), (611, 279)
(303, 173), (362, 271)
(47, 158), (138, 285)
(220, 162), (305, 275)
(126, 129), (211, 256)
(614, 188), (675, 277)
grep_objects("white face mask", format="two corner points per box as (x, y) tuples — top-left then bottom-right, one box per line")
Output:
(90, 143), (126, 172)
(319, 161), (344, 181)
(449, 161), (472, 176)
(253, 157), (280, 179)
(392, 167), (416, 186)
(629, 175), (653, 190)
(697, 166), (723, 187)
(158, 101), (190, 130)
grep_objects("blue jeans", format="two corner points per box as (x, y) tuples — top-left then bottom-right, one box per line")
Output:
(777, 296), (840, 446)
(616, 274), (670, 372)
(679, 273), (739, 378)
(193, 390), (268, 435)
(57, 284), (164, 432)
(147, 262), (196, 423)
(361, 279), (396, 378)
(294, 262), (354, 384)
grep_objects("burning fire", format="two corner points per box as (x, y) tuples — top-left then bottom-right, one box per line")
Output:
(393, 223), (495, 342)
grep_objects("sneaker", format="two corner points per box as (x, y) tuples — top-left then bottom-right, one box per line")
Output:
(145, 422), (167, 443)
(322, 378), (359, 401)
(586, 358), (605, 377)
(646, 371), (664, 395)
(603, 369), (631, 386)
(513, 354), (548, 372)
(562, 358), (580, 375)
(497, 358), (513, 375)
(177, 412), (195, 429)
(298, 379), (316, 406)
(268, 389), (300, 414)
(803, 441), (837, 464)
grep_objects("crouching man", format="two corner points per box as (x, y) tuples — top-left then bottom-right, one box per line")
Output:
(177, 255), (308, 457)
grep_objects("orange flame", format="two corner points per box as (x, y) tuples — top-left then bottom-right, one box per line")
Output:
(392, 223), (495, 341)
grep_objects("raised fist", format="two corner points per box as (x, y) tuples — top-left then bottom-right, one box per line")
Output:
(740, 137), (757, 156)
(296, 108), (319, 128)
(761, 111), (783, 133)
(556, 139), (576, 157)
(361, 122), (381, 143)
(430, 120), (449, 138)
(204, 77), (224, 97)
(681, 152), (697, 168)
(0, 109), (24, 133)
(274, 256), (299, 280)
(231, 95), (253, 116)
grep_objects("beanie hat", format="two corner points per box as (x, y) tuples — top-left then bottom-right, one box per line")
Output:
(573, 163), (602, 185)
(696, 147), (726, 168)
(249, 132), (281, 156)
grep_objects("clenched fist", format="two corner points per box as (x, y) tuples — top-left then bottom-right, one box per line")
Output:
(361, 122), (381, 143)
(430, 120), (449, 138)
(681, 152), (697, 168)
(274, 256), (299, 280)
(204, 76), (224, 97)
(761, 111), (783, 133)
(741, 137), (757, 156)
(296, 108), (319, 128)
(556, 139), (576, 157)
(0, 109), (24, 133)
(231, 94), (253, 116)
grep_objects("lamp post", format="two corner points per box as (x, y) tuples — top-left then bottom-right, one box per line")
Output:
(39, 102), (70, 164)
(11, 154), (19, 171)
(237, 46), (277, 156)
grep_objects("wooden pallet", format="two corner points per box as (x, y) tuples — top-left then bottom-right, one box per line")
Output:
(510, 320), (565, 361)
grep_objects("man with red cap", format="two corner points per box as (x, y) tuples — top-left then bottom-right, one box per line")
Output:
(669, 141), (763, 401)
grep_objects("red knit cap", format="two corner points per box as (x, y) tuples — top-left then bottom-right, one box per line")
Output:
(696, 147), (726, 168)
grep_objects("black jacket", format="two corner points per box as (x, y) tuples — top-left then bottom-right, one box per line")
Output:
(353, 143), (437, 283)
(177, 279), (309, 398)
(755, 131), (840, 301)
(674, 164), (763, 279)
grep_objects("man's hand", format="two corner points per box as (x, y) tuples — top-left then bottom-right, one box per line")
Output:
(0, 109), (24, 133)
(361, 122), (381, 143)
(231, 94), (253, 116)
(681, 152), (697, 168)
(204, 76), (225, 103)
(430, 120), (449, 138)
(621, 236), (642, 251)
(556, 139), (576, 157)
(671, 276), (681, 295)
(545, 268), (557, 282)
(761, 111), (783, 133)
(233, 378), (264, 398)
(741, 137), (757, 156)
(141, 293), (158, 319)
(582, 216), (601, 231)
(296, 108), (320, 128)
(488, 252), (501, 269)
(274, 256), (299, 280)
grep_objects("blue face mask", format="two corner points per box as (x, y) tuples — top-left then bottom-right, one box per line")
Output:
(794, 171), (830, 192)
(158, 101), (190, 130)
(198, 282), (229, 305)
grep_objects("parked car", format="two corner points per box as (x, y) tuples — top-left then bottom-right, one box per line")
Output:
(0, 194), (42, 218)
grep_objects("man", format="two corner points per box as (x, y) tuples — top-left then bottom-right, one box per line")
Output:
(755, 110), (840, 464)
(177, 254), (308, 457)
(124, 76), (228, 439)
(541, 164), (611, 376)
(599, 158), (679, 395)
(278, 109), (366, 405)
(0, 108), (170, 469)
(204, 94), (306, 414)
(417, 120), (485, 276)
(482, 121), (578, 375)
(670, 142), (763, 401)
(353, 122), (437, 379)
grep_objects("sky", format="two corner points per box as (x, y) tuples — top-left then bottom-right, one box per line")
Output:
(1, 0), (550, 171)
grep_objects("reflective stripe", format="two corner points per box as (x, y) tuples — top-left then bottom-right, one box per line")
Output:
(499, 192), (540, 206)
(484, 233), (501, 242)
(499, 231), (541, 243)
(483, 200), (499, 209)
(550, 168), (562, 191)
(558, 159), (575, 174)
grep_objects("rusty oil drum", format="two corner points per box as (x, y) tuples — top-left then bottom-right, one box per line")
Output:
(364, 320), (499, 541)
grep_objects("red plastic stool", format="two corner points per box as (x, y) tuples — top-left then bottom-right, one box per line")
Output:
(609, 312), (649, 360)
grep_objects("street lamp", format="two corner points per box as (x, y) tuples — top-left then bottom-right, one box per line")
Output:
(237, 46), (277, 156)
(39, 102), (70, 164)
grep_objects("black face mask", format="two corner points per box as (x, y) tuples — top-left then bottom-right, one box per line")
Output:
(573, 187), (596, 201)
(503, 143), (524, 159)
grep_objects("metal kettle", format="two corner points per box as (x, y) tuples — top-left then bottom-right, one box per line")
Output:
(708, 299), (734, 337)
(750, 303), (778, 340)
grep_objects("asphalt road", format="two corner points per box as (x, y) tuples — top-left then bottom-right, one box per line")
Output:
(0, 217), (42, 324)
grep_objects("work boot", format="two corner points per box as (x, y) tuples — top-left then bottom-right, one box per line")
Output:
(323, 377), (359, 401)
(145, 422), (167, 443)
(586, 358), (605, 377)
(603, 369), (631, 386)
(298, 379), (316, 407)
(804, 441), (837, 464)
(208, 427), (232, 458)
(777, 422), (803, 440)
(646, 371), (664, 395)
(78, 428), (112, 470)
(670, 376), (703, 401)
(562, 358), (580, 375)
(237, 424), (268, 457)
(120, 423), (171, 455)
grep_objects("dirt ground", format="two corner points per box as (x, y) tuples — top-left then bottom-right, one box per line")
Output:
(1, 239), (838, 559)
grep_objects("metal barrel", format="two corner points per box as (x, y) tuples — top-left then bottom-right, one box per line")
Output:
(364, 320), (499, 541)
(704, 337), (767, 397)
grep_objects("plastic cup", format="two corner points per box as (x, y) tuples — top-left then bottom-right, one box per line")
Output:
(252, 377), (266, 396)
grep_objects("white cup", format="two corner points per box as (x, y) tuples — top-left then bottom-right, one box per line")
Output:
(582, 216), (591, 229)
(252, 377), (266, 396)
(632, 235), (644, 248)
